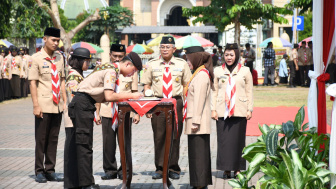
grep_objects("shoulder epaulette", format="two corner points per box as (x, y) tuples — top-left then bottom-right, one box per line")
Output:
(66, 74), (84, 83)
(87, 63), (119, 77)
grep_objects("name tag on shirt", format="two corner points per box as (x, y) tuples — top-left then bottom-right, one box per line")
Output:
(153, 69), (162, 72)
(42, 66), (49, 68)
(173, 68), (183, 72)
(219, 76), (227, 79)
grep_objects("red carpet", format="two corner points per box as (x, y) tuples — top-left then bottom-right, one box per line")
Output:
(246, 106), (331, 136)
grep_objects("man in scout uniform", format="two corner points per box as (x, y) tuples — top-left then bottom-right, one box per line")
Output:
(95, 44), (140, 180)
(9, 46), (23, 98)
(2, 47), (12, 100)
(141, 36), (192, 180)
(67, 52), (143, 189)
(28, 27), (66, 183)
(298, 41), (312, 87)
(0, 47), (5, 102)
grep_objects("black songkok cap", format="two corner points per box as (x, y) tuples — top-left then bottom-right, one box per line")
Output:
(110, 44), (126, 53)
(225, 43), (239, 50)
(125, 52), (142, 71)
(185, 46), (204, 54)
(160, 36), (175, 44)
(44, 27), (60, 38)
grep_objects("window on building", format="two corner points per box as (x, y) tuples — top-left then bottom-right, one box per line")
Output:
(109, 0), (120, 6)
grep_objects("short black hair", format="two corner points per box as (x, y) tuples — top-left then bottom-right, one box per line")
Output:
(245, 43), (250, 48)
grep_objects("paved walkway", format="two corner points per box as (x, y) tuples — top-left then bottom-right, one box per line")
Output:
(0, 97), (266, 189)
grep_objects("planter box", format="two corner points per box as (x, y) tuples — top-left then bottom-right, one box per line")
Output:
(258, 77), (264, 85)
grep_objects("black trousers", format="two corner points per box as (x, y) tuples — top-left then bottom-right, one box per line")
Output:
(64, 127), (79, 188)
(10, 74), (21, 98)
(67, 94), (96, 187)
(102, 114), (132, 175)
(245, 60), (254, 74)
(35, 113), (62, 175)
(288, 61), (296, 86)
(0, 79), (4, 102)
(3, 79), (12, 100)
(20, 78), (28, 97)
(151, 96), (183, 174)
(188, 134), (212, 187)
(299, 65), (309, 86)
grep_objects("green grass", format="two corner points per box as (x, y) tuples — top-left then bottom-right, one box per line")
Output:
(253, 85), (333, 110)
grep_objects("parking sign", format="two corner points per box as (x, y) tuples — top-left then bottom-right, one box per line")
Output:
(292, 16), (304, 31)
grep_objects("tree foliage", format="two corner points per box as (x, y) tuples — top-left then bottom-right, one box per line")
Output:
(183, 0), (292, 44)
(10, 0), (51, 38)
(73, 5), (133, 44)
(298, 11), (312, 42)
(286, 0), (312, 14)
(0, 0), (12, 38)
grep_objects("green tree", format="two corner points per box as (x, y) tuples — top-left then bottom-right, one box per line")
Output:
(183, 0), (292, 45)
(0, 0), (12, 38)
(73, 5), (133, 44)
(286, 0), (312, 14)
(298, 11), (312, 42)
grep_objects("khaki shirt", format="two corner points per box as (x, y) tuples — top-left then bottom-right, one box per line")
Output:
(28, 48), (65, 113)
(211, 65), (253, 117)
(11, 55), (23, 76)
(23, 55), (32, 78)
(184, 71), (211, 135)
(289, 49), (298, 61)
(64, 69), (84, 127)
(297, 48), (312, 66)
(243, 49), (256, 62)
(141, 56), (192, 97)
(100, 72), (138, 118)
(2, 55), (12, 79)
(77, 63), (119, 103)
(0, 55), (3, 79)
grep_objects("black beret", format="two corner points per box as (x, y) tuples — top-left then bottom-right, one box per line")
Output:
(0, 48), (5, 53)
(72, 48), (91, 59)
(9, 46), (18, 52)
(126, 52), (142, 71)
(44, 27), (60, 38)
(160, 36), (175, 44)
(225, 43), (239, 50)
(185, 46), (204, 54)
(0, 45), (4, 48)
(19, 47), (25, 51)
(110, 44), (126, 52)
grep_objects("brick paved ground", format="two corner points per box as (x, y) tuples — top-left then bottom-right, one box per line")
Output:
(0, 96), (332, 189)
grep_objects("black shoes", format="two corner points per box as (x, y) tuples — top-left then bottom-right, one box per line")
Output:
(45, 172), (63, 182)
(82, 184), (100, 189)
(35, 173), (47, 183)
(118, 172), (129, 180)
(152, 172), (163, 179)
(168, 171), (180, 180)
(101, 173), (117, 180)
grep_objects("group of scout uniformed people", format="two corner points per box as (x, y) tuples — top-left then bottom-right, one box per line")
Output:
(28, 27), (252, 189)
(0, 45), (31, 102)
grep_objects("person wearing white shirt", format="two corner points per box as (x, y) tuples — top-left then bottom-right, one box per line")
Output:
(279, 54), (289, 84)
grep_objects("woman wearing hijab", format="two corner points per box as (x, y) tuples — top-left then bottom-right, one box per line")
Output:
(184, 46), (214, 189)
(211, 43), (253, 179)
(63, 47), (91, 189)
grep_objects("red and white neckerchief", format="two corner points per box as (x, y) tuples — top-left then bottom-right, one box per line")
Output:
(183, 65), (210, 122)
(11, 57), (16, 69)
(162, 61), (172, 99)
(3, 58), (7, 73)
(46, 56), (60, 104)
(304, 49), (307, 63)
(111, 63), (120, 131)
(223, 63), (242, 119)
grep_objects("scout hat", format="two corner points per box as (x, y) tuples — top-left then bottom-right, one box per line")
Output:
(124, 52), (142, 71)
(9, 46), (18, 52)
(185, 46), (204, 54)
(72, 48), (91, 59)
(160, 36), (175, 44)
(225, 43), (239, 50)
(0, 47), (5, 54)
(44, 27), (60, 38)
(110, 44), (126, 53)
(19, 47), (25, 51)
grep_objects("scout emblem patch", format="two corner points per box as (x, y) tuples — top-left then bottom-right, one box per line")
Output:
(175, 77), (179, 82)
(168, 38), (172, 42)
(125, 83), (129, 89)
(120, 46), (123, 50)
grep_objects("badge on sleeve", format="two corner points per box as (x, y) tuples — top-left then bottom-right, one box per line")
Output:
(175, 77), (179, 82)
(125, 83), (129, 89)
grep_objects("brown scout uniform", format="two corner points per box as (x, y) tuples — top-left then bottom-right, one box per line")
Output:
(100, 72), (138, 176)
(67, 63), (119, 187)
(10, 55), (23, 97)
(141, 56), (192, 174)
(211, 65), (253, 117)
(28, 47), (65, 175)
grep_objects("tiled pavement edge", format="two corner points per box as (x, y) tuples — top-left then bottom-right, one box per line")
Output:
(2, 95), (331, 189)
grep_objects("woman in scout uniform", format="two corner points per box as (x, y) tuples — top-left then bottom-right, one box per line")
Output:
(19, 47), (28, 97)
(63, 47), (91, 189)
(67, 52), (143, 189)
(2, 47), (12, 100)
(0, 47), (5, 102)
(9, 46), (23, 99)
(95, 44), (140, 181)
(211, 43), (253, 179)
(184, 46), (214, 189)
